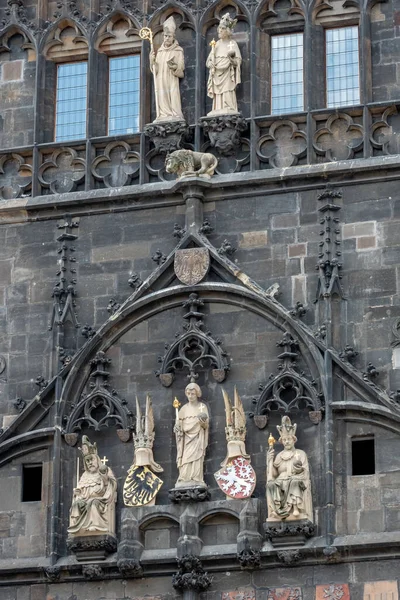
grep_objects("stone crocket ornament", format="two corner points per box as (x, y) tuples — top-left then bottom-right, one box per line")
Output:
(214, 387), (256, 499)
(68, 436), (117, 538)
(266, 416), (313, 522)
(123, 395), (163, 506)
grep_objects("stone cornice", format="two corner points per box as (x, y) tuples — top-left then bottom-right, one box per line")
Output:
(0, 155), (399, 224)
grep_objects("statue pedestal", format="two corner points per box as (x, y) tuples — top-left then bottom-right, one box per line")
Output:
(144, 120), (188, 154)
(67, 533), (117, 561)
(199, 114), (247, 156)
(264, 519), (315, 548)
(169, 485), (210, 503)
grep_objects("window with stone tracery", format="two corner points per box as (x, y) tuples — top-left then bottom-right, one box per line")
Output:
(326, 26), (360, 108)
(271, 32), (304, 115)
(55, 61), (88, 142)
(108, 55), (140, 136)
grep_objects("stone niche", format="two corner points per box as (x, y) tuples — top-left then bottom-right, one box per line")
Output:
(141, 517), (180, 551)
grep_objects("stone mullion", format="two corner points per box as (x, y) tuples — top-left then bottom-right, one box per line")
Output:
(194, 14), (203, 152)
(249, 8), (256, 171)
(140, 37), (149, 184)
(360, 8), (372, 158)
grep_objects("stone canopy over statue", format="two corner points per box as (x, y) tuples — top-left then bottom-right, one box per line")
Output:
(266, 416), (313, 522)
(172, 383), (209, 498)
(206, 13), (242, 116)
(149, 16), (185, 123)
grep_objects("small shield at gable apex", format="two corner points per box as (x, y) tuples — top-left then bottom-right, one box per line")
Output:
(174, 248), (210, 285)
(253, 415), (268, 430)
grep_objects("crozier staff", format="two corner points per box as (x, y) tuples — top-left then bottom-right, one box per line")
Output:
(146, 16), (185, 123)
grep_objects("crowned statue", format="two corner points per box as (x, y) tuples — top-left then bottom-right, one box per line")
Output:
(266, 416), (313, 522)
(206, 13), (242, 116)
(173, 383), (209, 489)
(150, 16), (185, 123)
(68, 436), (117, 538)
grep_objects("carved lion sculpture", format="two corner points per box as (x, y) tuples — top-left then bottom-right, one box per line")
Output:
(165, 149), (218, 179)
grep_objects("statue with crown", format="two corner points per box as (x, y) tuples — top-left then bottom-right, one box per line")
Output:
(266, 416), (313, 525)
(67, 436), (117, 559)
(200, 12), (247, 155)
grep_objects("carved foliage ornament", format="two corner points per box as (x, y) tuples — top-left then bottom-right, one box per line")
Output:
(92, 142), (140, 188)
(252, 332), (323, 425)
(39, 148), (85, 194)
(0, 154), (32, 200)
(257, 121), (306, 169)
(156, 293), (230, 386)
(172, 555), (212, 592)
(63, 351), (133, 440)
(314, 113), (363, 161)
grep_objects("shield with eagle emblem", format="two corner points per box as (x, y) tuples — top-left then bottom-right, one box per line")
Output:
(174, 248), (210, 285)
(214, 456), (256, 499)
(123, 465), (163, 507)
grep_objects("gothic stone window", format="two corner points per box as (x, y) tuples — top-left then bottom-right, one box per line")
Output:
(271, 33), (304, 115)
(108, 55), (140, 135)
(326, 26), (360, 108)
(55, 61), (88, 142)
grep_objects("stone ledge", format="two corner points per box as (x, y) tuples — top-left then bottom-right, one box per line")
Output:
(0, 155), (399, 223)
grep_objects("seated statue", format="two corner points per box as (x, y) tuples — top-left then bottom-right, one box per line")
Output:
(68, 436), (117, 537)
(266, 416), (312, 522)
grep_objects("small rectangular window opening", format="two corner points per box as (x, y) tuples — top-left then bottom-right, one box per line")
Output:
(55, 61), (88, 142)
(326, 26), (360, 108)
(108, 55), (140, 135)
(351, 437), (375, 476)
(22, 464), (43, 502)
(271, 32), (304, 116)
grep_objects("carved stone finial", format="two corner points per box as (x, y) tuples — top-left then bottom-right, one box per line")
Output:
(172, 555), (212, 592)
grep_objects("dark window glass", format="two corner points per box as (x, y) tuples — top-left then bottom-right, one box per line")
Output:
(22, 464), (43, 502)
(271, 33), (304, 115)
(326, 27), (360, 108)
(352, 438), (375, 476)
(55, 62), (88, 142)
(108, 55), (140, 135)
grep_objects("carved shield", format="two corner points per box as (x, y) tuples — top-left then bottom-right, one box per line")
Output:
(253, 415), (268, 430)
(64, 433), (78, 447)
(116, 428), (131, 443)
(174, 248), (210, 285)
(123, 465), (163, 507)
(214, 457), (256, 500)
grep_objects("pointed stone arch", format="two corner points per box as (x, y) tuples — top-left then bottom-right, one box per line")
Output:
(94, 10), (142, 55)
(0, 23), (35, 56)
(42, 17), (88, 60)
